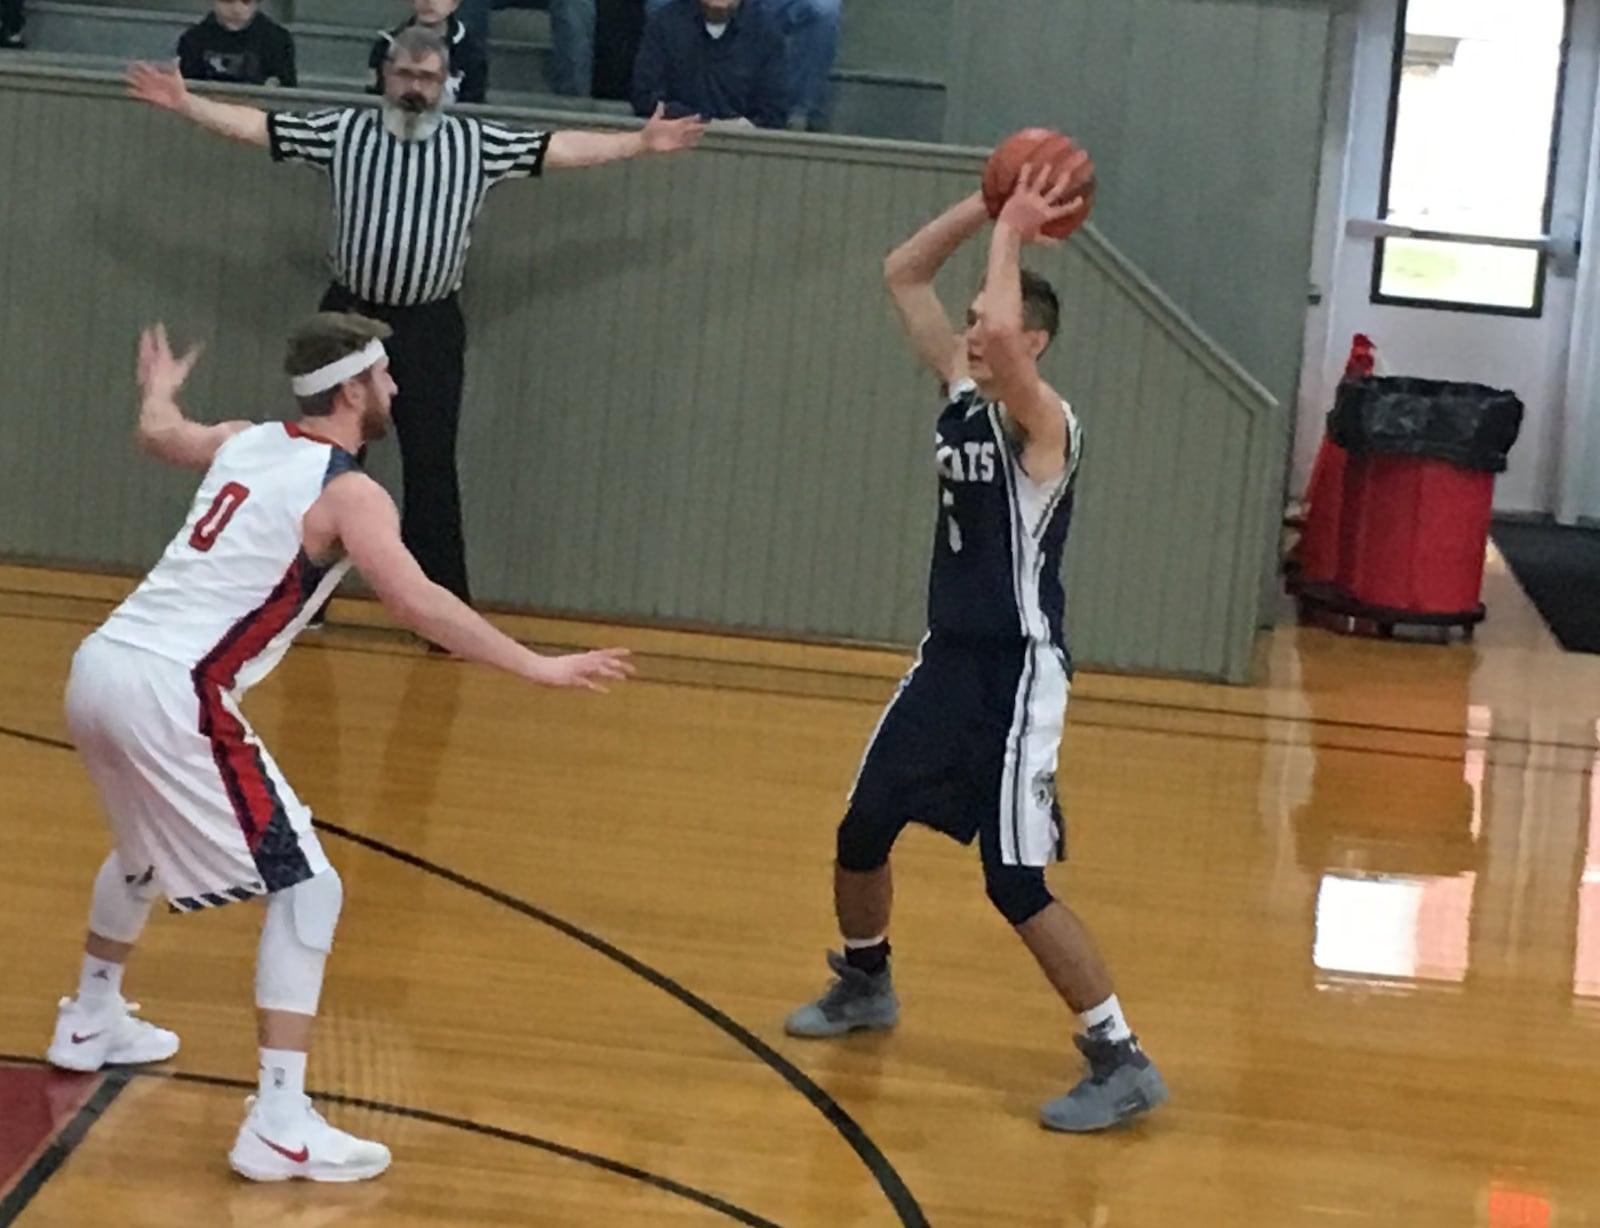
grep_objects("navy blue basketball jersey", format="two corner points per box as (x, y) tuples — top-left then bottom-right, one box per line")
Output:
(926, 378), (1083, 658)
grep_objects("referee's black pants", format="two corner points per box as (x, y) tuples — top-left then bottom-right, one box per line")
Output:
(321, 283), (473, 604)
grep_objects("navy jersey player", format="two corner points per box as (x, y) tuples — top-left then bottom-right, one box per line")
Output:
(785, 165), (1167, 1132)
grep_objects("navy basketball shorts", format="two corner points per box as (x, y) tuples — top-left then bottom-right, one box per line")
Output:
(846, 633), (1069, 868)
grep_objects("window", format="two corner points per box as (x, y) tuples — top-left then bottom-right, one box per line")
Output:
(1372, 0), (1570, 315)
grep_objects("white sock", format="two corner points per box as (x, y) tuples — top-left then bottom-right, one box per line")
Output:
(77, 956), (124, 1007)
(259, 1048), (308, 1106)
(1079, 994), (1132, 1043)
(843, 935), (886, 949)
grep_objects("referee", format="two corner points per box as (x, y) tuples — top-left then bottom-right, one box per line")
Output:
(126, 31), (704, 609)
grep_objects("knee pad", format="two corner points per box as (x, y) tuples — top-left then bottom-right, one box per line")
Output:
(284, 866), (344, 953)
(983, 861), (1053, 928)
(88, 851), (160, 943)
(256, 868), (343, 1014)
(836, 805), (904, 874)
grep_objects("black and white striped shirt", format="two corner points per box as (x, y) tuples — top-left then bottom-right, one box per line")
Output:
(267, 108), (550, 306)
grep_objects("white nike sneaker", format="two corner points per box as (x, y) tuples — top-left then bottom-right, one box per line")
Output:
(46, 995), (180, 1073)
(229, 1095), (392, 1184)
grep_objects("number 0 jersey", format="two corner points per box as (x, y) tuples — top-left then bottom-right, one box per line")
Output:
(927, 378), (1083, 660)
(95, 422), (359, 696)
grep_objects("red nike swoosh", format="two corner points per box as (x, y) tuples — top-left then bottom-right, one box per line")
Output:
(255, 1134), (310, 1164)
(71, 1032), (105, 1045)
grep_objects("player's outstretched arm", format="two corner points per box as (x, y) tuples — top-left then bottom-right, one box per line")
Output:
(882, 192), (990, 388)
(978, 166), (1085, 472)
(126, 61), (269, 147)
(134, 324), (250, 469)
(313, 474), (634, 691)
(544, 104), (706, 169)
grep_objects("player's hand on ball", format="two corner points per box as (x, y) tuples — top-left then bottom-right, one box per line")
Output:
(999, 162), (1091, 246)
(538, 648), (635, 692)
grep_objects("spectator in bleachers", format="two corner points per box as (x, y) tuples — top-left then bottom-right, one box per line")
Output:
(0, 0), (26, 50)
(632, 0), (787, 131)
(178, 0), (297, 87)
(371, 0), (488, 105)
(645, 0), (837, 130)
(592, 0), (645, 101)
(456, 0), (596, 98)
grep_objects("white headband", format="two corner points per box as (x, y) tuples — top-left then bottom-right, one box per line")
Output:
(290, 340), (388, 397)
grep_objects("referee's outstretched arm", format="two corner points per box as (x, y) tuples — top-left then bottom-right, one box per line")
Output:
(127, 61), (268, 146)
(545, 103), (704, 169)
(125, 62), (707, 167)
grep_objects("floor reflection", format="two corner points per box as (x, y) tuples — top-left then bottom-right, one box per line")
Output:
(1282, 635), (1489, 991)
(1572, 721), (1600, 1001)
(1313, 870), (1476, 985)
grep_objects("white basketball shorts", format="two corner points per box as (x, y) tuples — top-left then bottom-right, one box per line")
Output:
(64, 632), (329, 911)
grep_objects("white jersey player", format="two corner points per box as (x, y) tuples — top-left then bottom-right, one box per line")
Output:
(47, 314), (632, 1183)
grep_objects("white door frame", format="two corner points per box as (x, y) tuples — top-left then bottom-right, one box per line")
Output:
(1560, 40), (1600, 525)
(1295, 0), (1600, 519)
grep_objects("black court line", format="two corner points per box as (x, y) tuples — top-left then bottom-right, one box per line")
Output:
(0, 723), (78, 753)
(0, 1068), (128, 1226)
(8, 582), (1600, 760)
(0, 1057), (779, 1228)
(1059, 713), (1597, 774)
(0, 597), (899, 693)
(0, 724), (930, 1228)
(0, 698), (1587, 788)
(2, 599), (1596, 770)
(2, 584), (1596, 755)
(309, 820), (929, 1226)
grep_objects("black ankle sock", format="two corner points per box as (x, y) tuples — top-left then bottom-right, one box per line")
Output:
(843, 939), (890, 976)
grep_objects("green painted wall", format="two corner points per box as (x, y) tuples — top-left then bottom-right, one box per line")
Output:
(0, 67), (1278, 679)
(944, 0), (1333, 416)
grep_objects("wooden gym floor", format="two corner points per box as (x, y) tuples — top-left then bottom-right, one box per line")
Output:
(3, 554), (1600, 1227)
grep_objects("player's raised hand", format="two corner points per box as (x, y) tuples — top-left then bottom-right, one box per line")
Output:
(640, 103), (708, 154)
(999, 162), (1092, 246)
(535, 648), (636, 692)
(137, 324), (203, 398)
(126, 60), (191, 114)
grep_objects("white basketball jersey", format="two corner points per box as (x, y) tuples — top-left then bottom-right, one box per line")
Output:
(96, 423), (357, 695)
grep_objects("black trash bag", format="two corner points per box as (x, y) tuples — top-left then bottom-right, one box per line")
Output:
(1328, 376), (1524, 473)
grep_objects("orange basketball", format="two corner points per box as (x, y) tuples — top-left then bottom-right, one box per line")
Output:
(982, 127), (1096, 240)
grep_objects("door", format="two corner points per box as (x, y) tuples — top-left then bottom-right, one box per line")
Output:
(1296, 0), (1599, 517)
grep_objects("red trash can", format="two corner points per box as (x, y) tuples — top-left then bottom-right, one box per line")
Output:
(1290, 335), (1375, 586)
(1336, 455), (1496, 616)
(1293, 441), (1348, 584)
(1321, 375), (1523, 630)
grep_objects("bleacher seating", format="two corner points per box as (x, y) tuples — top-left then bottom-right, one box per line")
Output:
(16, 0), (947, 140)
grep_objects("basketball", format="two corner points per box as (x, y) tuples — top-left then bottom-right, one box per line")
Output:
(982, 127), (1096, 240)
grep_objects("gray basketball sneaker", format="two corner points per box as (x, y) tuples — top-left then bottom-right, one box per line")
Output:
(784, 951), (899, 1038)
(1039, 1034), (1167, 1132)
